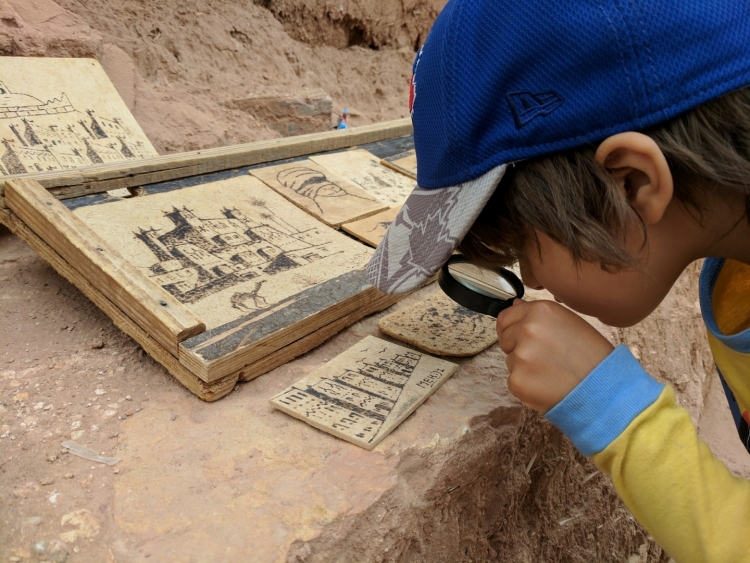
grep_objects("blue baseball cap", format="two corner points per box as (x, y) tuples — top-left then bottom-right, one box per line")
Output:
(367, 0), (750, 294)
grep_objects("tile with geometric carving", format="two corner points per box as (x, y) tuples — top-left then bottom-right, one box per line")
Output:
(378, 290), (498, 356)
(270, 335), (457, 449)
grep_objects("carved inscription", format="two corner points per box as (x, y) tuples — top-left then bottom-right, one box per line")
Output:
(270, 336), (458, 449)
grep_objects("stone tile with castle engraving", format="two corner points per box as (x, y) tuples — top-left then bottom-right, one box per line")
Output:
(0, 57), (157, 176)
(72, 175), (373, 333)
(270, 335), (458, 449)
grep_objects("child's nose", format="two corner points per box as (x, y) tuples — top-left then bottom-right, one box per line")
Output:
(519, 260), (544, 291)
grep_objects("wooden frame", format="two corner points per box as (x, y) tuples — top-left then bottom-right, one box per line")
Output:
(0, 120), (412, 400)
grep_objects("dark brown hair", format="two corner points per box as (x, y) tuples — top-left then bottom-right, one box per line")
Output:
(458, 87), (750, 270)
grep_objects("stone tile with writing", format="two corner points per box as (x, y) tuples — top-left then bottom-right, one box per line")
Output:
(270, 335), (457, 450)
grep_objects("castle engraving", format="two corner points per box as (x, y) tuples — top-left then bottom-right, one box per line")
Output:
(135, 205), (336, 304)
(0, 80), (154, 176)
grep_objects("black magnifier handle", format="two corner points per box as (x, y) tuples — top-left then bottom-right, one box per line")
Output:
(437, 257), (525, 318)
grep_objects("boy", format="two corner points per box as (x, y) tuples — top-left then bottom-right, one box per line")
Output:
(367, 0), (750, 560)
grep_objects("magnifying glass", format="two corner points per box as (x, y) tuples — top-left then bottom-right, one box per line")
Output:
(438, 256), (525, 317)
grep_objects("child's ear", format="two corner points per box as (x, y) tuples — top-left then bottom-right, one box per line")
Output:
(595, 132), (674, 225)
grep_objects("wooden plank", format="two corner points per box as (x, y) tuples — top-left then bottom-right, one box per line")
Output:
(342, 206), (401, 248)
(237, 290), (403, 382)
(0, 119), (413, 209)
(0, 209), (237, 401)
(5, 179), (206, 356)
(309, 149), (416, 206)
(270, 336), (458, 450)
(249, 160), (388, 228)
(378, 291), (498, 356)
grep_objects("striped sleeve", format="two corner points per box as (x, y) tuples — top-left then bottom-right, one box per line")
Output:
(546, 346), (750, 562)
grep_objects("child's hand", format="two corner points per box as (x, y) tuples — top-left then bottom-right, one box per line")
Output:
(496, 299), (614, 414)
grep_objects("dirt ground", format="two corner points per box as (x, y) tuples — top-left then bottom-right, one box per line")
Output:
(2, 0), (750, 561)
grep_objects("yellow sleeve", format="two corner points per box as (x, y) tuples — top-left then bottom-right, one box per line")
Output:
(593, 386), (750, 562)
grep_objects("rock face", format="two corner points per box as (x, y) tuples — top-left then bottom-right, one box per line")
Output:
(112, 285), (666, 563)
(228, 90), (334, 136)
(254, 0), (446, 50)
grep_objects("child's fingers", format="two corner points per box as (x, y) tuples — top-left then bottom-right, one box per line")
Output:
(496, 299), (530, 335)
(498, 322), (520, 354)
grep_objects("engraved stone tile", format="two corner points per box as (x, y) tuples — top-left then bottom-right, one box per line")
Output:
(378, 291), (498, 356)
(0, 57), (157, 178)
(270, 335), (457, 450)
(310, 149), (416, 206)
(73, 175), (373, 332)
(342, 206), (401, 248)
(380, 149), (417, 180)
(249, 159), (388, 228)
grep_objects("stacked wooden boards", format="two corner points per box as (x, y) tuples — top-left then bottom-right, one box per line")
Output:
(1, 119), (418, 400)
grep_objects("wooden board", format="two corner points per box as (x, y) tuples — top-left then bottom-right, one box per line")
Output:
(341, 206), (401, 248)
(0, 58), (157, 177)
(378, 291), (498, 356)
(380, 149), (417, 180)
(249, 160), (388, 228)
(0, 209), (237, 402)
(0, 119), (412, 209)
(309, 149), (416, 206)
(270, 335), (457, 449)
(5, 178), (206, 357)
(71, 175), (383, 382)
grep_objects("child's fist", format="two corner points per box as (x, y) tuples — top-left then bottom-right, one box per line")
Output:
(496, 300), (614, 414)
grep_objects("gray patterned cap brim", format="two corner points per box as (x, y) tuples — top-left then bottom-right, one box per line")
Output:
(366, 164), (507, 294)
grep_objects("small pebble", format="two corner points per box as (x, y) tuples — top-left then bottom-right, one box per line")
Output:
(94, 389), (105, 396)
(47, 455), (57, 463)
(40, 477), (54, 486)
(64, 472), (75, 479)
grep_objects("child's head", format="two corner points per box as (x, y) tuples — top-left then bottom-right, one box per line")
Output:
(366, 0), (750, 324)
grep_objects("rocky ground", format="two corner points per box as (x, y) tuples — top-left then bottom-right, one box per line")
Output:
(1, 0), (750, 562)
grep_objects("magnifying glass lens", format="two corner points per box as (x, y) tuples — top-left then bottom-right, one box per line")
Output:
(439, 256), (525, 317)
(447, 262), (518, 300)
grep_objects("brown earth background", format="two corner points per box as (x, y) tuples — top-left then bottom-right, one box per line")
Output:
(1, 1), (749, 562)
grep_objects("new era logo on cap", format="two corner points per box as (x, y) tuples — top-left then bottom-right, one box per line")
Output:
(506, 91), (564, 129)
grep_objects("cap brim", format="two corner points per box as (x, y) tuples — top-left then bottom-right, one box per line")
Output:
(366, 164), (507, 294)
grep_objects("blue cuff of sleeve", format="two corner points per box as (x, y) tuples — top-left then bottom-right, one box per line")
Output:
(545, 345), (664, 457)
